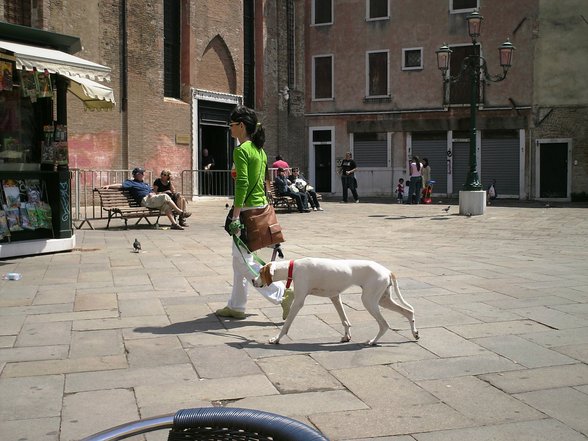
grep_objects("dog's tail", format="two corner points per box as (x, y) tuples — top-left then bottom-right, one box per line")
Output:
(389, 273), (415, 313)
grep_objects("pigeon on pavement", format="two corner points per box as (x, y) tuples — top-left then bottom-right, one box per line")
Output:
(442, 206), (451, 213)
(133, 238), (141, 253)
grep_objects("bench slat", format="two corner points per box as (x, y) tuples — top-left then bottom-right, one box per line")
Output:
(94, 188), (162, 229)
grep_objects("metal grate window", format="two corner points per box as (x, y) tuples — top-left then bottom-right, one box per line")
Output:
(450, 0), (478, 13)
(164, 0), (181, 99)
(313, 0), (332, 25)
(402, 48), (423, 70)
(367, 0), (388, 19)
(4, 0), (31, 26)
(287, 0), (295, 87)
(314, 55), (333, 99)
(448, 44), (480, 105)
(243, 0), (255, 107)
(367, 51), (388, 97)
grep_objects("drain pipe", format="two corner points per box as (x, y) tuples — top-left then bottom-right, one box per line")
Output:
(120, 0), (129, 169)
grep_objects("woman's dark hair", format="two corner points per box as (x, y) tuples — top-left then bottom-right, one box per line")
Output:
(412, 155), (421, 171)
(422, 157), (429, 167)
(229, 105), (265, 148)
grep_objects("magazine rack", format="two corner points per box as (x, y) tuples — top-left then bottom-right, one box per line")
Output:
(80, 407), (329, 441)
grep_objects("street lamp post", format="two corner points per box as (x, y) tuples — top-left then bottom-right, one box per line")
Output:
(436, 10), (515, 212)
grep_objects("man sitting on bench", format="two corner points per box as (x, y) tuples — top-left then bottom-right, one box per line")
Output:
(103, 167), (191, 230)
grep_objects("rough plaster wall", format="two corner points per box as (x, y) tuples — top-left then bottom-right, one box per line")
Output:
(534, 0), (588, 106)
(306, 0), (536, 114)
(200, 36), (236, 93)
(45, 0), (121, 170)
(38, 0), (246, 175)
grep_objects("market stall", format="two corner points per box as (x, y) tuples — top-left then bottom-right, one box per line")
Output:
(0, 22), (115, 258)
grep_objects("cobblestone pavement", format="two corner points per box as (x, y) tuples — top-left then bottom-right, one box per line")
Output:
(1, 198), (588, 440)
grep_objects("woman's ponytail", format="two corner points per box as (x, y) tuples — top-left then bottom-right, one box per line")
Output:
(251, 122), (265, 148)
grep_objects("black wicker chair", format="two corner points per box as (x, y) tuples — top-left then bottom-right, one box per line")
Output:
(80, 407), (329, 441)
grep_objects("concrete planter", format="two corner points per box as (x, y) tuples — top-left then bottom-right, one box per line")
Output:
(459, 190), (486, 216)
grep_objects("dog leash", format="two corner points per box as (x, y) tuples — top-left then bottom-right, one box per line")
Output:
(233, 235), (266, 277)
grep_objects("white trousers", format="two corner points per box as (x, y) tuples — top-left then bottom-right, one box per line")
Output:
(228, 240), (285, 312)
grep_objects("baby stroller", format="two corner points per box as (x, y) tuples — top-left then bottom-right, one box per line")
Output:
(421, 180), (435, 204)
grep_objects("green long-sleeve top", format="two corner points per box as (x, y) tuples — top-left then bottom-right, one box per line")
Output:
(233, 140), (268, 208)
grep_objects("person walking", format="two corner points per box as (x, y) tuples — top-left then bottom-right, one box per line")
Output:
(217, 105), (293, 320)
(339, 152), (359, 203)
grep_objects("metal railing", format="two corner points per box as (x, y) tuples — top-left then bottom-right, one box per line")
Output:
(70, 168), (295, 228)
(70, 169), (157, 228)
(179, 169), (235, 199)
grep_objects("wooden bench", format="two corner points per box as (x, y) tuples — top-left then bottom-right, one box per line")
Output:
(93, 188), (162, 229)
(267, 181), (298, 212)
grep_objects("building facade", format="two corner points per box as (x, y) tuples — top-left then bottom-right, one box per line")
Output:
(301, 0), (588, 201)
(2, 0), (586, 201)
(1, 0), (303, 197)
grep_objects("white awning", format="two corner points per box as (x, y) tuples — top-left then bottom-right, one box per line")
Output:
(61, 73), (116, 111)
(0, 39), (115, 110)
(0, 39), (111, 81)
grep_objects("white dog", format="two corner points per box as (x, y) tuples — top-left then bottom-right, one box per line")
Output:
(253, 257), (419, 345)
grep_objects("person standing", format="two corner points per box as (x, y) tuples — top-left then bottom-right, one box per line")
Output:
(201, 148), (215, 195)
(339, 151), (359, 203)
(408, 156), (423, 204)
(218, 105), (293, 320)
(420, 158), (432, 203)
(272, 155), (290, 171)
(396, 178), (405, 204)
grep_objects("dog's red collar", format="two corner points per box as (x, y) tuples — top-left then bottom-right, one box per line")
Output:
(286, 259), (294, 289)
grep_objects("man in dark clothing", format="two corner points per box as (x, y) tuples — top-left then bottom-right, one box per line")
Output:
(202, 148), (215, 195)
(273, 167), (310, 213)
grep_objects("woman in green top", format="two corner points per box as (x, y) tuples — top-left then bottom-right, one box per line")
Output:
(217, 106), (293, 320)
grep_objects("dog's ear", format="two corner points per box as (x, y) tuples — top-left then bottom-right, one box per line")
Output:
(260, 264), (273, 286)
(268, 262), (275, 276)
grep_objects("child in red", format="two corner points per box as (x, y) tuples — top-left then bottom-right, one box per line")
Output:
(396, 178), (405, 204)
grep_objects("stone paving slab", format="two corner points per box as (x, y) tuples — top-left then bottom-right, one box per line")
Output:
(515, 387), (588, 436)
(331, 365), (438, 408)
(416, 375), (543, 425)
(2, 354), (128, 377)
(2, 200), (588, 440)
(0, 374), (64, 420)
(233, 389), (368, 417)
(61, 388), (140, 441)
(2, 417), (61, 441)
(310, 402), (474, 439)
(479, 363), (588, 394)
(472, 334), (577, 368)
(392, 353), (524, 381)
(413, 418), (587, 441)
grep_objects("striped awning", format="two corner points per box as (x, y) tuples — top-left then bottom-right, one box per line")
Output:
(0, 39), (115, 110)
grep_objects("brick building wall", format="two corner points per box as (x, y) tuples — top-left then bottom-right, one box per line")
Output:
(14, 0), (246, 177)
